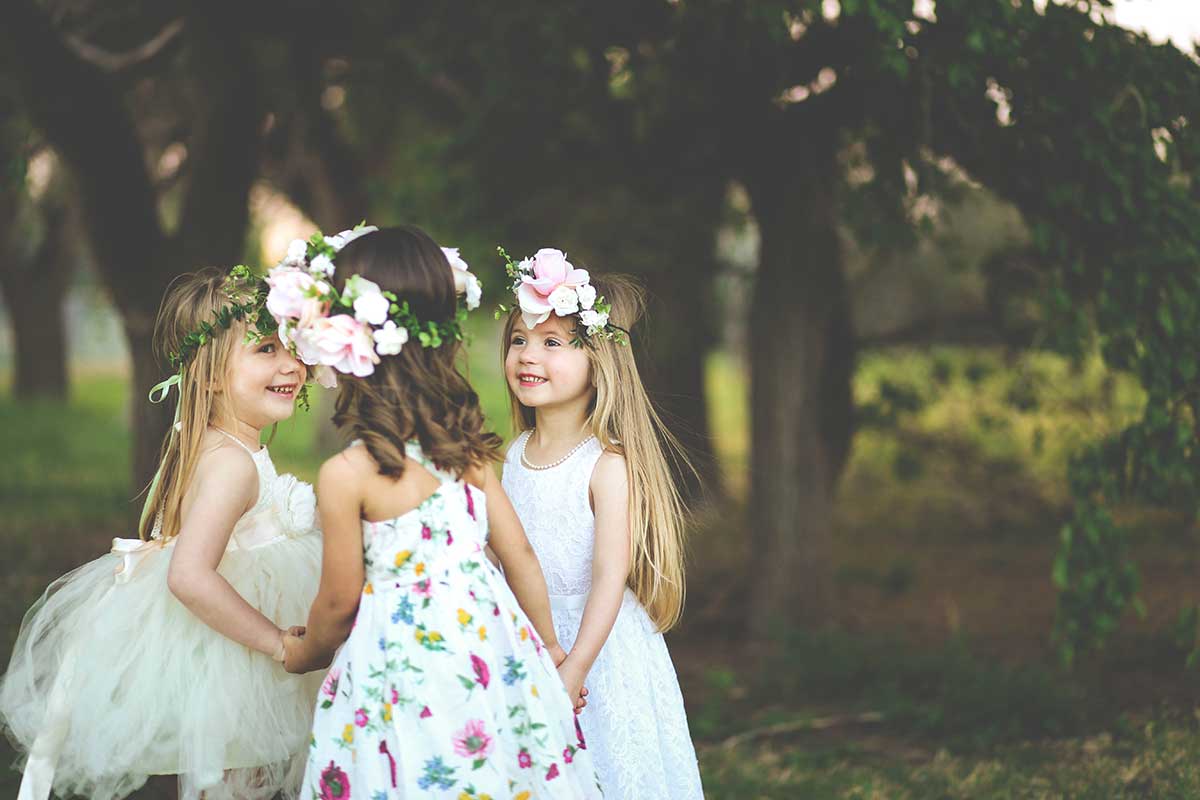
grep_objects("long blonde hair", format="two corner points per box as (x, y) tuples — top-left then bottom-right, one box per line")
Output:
(502, 274), (692, 631)
(138, 268), (254, 541)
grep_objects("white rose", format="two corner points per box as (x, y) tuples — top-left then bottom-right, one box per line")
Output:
(580, 309), (609, 329)
(339, 225), (378, 248)
(285, 238), (308, 266)
(548, 285), (580, 317)
(314, 280), (331, 296)
(465, 273), (482, 310)
(354, 290), (390, 326)
(442, 246), (469, 273)
(310, 254), (335, 276)
(373, 320), (409, 356)
(576, 282), (597, 310)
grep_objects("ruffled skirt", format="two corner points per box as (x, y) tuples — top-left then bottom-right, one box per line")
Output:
(0, 532), (324, 800)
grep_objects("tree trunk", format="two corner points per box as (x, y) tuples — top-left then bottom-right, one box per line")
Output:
(1, 216), (73, 400)
(637, 187), (725, 504)
(744, 134), (855, 636)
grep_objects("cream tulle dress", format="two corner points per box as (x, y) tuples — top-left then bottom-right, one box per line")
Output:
(0, 431), (324, 800)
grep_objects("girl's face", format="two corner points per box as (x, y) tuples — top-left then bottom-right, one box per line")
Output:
(222, 332), (307, 430)
(505, 315), (593, 413)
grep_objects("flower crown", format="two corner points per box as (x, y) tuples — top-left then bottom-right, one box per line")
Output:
(166, 265), (278, 371)
(495, 246), (625, 345)
(266, 223), (482, 384)
(150, 265), (303, 410)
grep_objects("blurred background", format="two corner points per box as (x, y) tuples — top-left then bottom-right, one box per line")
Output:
(3, 0), (1200, 796)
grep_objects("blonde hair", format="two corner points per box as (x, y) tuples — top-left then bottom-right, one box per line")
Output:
(138, 268), (255, 541)
(502, 274), (692, 631)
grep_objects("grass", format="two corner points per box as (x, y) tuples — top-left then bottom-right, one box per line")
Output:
(4, 335), (1200, 797)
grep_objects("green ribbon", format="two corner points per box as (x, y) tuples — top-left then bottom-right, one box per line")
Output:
(148, 373), (181, 404)
(140, 371), (183, 536)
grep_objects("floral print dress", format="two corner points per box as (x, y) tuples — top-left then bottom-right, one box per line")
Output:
(303, 442), (601, 800)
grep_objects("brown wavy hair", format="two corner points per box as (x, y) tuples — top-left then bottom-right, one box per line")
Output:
(331, 225), (501, 477)
(501, 274), (693, 631)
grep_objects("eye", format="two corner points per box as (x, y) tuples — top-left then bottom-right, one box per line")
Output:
(545, 338), (562, 347)
(510, 335), (527, 346)
(259, 342), (276, 354)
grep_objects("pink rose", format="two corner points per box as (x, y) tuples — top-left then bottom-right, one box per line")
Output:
(311, 365), (338, 389)
(452, 719), (494, 758)
(266, 266), (316, 321)
(294, 315), (380, 377)
(516, 248), (590, 328)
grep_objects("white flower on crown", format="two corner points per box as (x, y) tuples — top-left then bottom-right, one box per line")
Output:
(284, 238), (308, 267)
(443, 246), (483, 310)
(347, 275), (389, 326)
(326, 225), (379, 253)
(373, 320), (409, 356)
(580, 308), (609, 331)
(576, 283), (597, 310)
(310, 254), (335, 277)
(548, 285), (580, 316)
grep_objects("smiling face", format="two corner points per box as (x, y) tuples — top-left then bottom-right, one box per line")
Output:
(504, 314), (593, 415)
(220, 331), (307, 429)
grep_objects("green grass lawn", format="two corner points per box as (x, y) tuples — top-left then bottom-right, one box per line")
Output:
(4, 338), (1200, 798)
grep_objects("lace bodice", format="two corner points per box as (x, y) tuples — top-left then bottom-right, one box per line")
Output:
(501, 430), (603, 596)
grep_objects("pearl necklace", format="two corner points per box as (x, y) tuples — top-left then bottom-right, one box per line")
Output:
(520, 431), (596, 471)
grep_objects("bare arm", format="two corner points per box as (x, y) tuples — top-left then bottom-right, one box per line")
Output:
(285, 454), (366, 673)
(558, 452), (631, 698)
(167, 447), (286, 658)
(471, 463), (561, 653)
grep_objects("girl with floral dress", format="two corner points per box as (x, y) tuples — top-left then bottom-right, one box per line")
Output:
(275, 225), (600, 799)
(498, 250), (704, 799)
(0, 266), (325, 800)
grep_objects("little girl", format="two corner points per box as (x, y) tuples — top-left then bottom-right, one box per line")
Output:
(0, 266), (326, 799)
(499, 248), (704, 799)
(274, 226), (601, 799)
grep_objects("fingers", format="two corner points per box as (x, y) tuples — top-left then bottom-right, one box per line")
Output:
(287, 625), (307, 637)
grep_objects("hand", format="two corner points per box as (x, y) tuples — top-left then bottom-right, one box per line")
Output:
(286, 625), (306, 638)
(557, 658), (589, 714)
(547, 642), (569, 667)
(281, 633), (310, 674)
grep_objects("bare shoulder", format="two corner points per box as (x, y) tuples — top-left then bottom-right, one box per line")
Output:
(191, 440), (258, 509)
(463, 459), (497, 492)
(590, 450), (629, 493)
(319, 444), (373, 488)
(195, 439), (258, 484)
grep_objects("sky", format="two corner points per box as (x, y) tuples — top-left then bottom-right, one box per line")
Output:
(1105, 0), (1198, 52)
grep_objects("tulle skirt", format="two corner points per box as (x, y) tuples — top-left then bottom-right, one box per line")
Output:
(0, 532), (325, 800)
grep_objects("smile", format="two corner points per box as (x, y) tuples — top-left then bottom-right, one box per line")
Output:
(518, 374), (547, 387)
(267, 384), (297, 397)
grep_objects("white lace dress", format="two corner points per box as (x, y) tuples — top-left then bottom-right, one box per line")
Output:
(502, 430), (704, 799)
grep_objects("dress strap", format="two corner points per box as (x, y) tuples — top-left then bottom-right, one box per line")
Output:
(212, 427), (259, 455)
(403, 440), (454, 482)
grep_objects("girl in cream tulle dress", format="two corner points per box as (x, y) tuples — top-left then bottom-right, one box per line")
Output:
(0, 267), (325, 800)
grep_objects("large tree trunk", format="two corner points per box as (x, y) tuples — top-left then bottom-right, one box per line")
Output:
(0, 205), (73, 400)
(4, 0), (263, 488)
(637, 187), (726, 504)
(744, 133), (855, 636)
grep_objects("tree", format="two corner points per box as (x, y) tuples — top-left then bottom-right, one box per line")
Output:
(2, 0), (261, 487)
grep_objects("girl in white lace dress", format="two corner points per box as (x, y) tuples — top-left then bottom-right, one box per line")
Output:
(498, 252), (704, 799)
(0, 268), (324, 800)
